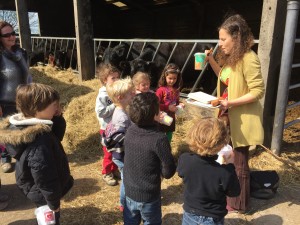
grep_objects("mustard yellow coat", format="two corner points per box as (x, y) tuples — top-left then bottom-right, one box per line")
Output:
(217, 50), (265, 148)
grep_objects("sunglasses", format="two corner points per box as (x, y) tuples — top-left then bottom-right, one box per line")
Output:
(1, 31), (16, 38)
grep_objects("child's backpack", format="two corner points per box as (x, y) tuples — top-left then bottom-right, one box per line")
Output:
(250, 170), (279, 199)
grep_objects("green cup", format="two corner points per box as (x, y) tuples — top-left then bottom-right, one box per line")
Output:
(194, 52), (206, 70)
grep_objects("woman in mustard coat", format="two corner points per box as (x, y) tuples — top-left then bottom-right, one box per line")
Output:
(206, 14), (265, 213)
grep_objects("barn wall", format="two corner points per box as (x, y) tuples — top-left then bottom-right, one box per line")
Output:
(91, 0), (263, 39)
(37, 0), (75, 37)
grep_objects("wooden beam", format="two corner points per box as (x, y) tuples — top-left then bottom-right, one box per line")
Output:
(73, 0), (95, 81)
(15, 0), (32, 55)
(258, 0), (287, 148)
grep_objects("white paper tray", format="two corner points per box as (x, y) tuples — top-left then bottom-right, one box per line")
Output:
(187, 91), (217, 104)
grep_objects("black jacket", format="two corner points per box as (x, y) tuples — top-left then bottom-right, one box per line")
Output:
(0, 47), (29, 105)
(0, 114), (73, 210)
(124, 123), (176, 202)
(177, 152), (240, 219)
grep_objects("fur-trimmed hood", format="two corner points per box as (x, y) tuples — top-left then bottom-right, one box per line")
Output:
(0, 113), (52, 145)
(0, 114), (53, 158)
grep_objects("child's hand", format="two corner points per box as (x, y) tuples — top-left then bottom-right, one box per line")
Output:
(54, 105), (63, 116)
(179, 102), (185, 108)
(168, 104), (177, 112)
(220, 151), (234, 165)
(155, 111), (164, 122)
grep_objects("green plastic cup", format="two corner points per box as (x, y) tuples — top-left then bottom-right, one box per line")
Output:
(194, 52), (206, 70)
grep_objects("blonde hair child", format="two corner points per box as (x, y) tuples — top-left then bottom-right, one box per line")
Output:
(102, 77), (135, 211)
(132, 72), (151, 93)
(177, 117), (240, 225)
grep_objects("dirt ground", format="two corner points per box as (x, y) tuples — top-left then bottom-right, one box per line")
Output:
(0, 66), (299, 225)
(1, 159), (300, 225)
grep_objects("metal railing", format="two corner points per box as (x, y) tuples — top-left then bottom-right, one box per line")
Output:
(30, 36), (77, 70)
(29, 35), (300, 155)
(284, 38), (300, 129)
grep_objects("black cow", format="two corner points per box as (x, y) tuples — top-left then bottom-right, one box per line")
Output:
(96, 42), (216, 93)
(55, 49), (77, 70)
(101, 43), (132, 77)
(128, 42), (216, 93)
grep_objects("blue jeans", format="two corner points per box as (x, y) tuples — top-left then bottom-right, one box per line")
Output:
(1, 148), (11, 163)
(182, 211), (224, 225)
(123, 196), (162, 225)
(112, 158), (125, 207)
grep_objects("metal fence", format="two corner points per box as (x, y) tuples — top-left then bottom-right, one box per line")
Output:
(30, 36), (77, 70)
(28, 36), (300, 154)
(284, 38), (300, 129)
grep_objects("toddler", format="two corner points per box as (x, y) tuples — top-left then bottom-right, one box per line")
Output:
(123, 92), (176, 224)
(156, 63), (185, 142)
(132, 71), (151, 93)
(177, 117), (240, 225)
(95, 63), (120, 186)
(101, 77), (135, 211)
(0, 83), (74, 225)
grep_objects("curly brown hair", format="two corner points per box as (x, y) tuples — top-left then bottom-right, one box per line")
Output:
(187, 117), (230, 156)
(216, 14), (254, 69)
(96, 63), (120, 85)
(157, 63), (183, 90)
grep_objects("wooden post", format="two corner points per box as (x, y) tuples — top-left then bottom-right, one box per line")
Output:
(73, 0), (95, 81)
(257, 0), (287, 147)
(15, 0), (32, 56)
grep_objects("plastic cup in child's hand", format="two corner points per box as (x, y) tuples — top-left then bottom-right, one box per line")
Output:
(160, 112), (173, 126)
(176, 105), (184, 115)
(216, 144), (233, 164)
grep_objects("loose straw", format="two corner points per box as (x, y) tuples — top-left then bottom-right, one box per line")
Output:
(259, 144), (300, 173)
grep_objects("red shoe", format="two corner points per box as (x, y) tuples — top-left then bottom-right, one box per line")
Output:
(119, 206), (124, 212)
(226, 205), (245, 214)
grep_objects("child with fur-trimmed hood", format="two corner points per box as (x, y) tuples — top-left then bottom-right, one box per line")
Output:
(0, 83), (73, 225)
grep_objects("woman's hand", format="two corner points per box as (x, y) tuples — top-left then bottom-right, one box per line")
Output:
(205, 49), (214, 64)
(219, 99), (230, 111)
(204, 49), (221, 76)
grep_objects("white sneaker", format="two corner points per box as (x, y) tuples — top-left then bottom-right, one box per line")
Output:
(102, 173), (117, 186)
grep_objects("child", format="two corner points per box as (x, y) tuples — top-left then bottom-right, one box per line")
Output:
(156, 63), (185, 142)
(132, 71), (151, 93)
(95, 63), (120, 186)
(123, 92), (176, 224)
(0, 83), (74, 225)
(101, 77), (135, 211)
(177, 117), (240, 225)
